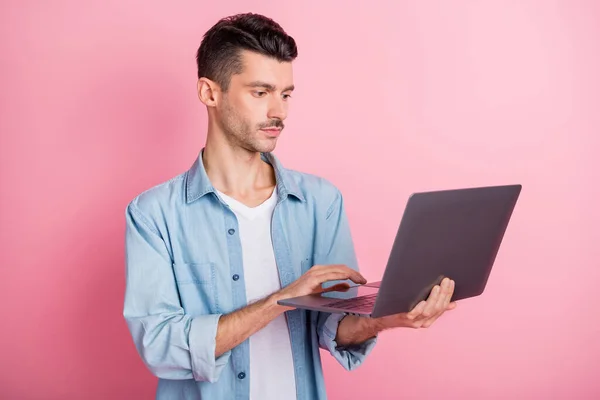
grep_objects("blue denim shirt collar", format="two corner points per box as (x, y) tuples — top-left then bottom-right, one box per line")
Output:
(185, 149), (305, 204)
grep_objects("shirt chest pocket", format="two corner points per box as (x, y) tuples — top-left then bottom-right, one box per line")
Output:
(172, 262), (218, 315)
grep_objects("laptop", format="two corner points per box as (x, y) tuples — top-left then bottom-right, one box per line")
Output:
(277, 184), (522, 318)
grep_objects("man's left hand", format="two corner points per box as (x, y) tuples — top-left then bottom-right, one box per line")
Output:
(376, 277), (457, 330)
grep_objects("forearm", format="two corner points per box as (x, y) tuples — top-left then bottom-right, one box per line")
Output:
(335, 315), (384, 347)
(215, 294), (285, 357)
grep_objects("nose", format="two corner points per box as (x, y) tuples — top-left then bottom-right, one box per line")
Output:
(267, 96), (288, 121)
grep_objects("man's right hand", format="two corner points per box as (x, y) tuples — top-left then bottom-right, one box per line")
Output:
(272, 264), (367, 310)
(215, 264), (366, 357)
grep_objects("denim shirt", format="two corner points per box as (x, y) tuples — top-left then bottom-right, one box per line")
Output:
(123, 151), (377, 399)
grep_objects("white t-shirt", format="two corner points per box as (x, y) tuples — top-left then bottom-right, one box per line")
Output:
(216, 188), (297, 400)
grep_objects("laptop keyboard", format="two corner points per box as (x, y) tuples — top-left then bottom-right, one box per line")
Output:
(322, 293), (377, 313)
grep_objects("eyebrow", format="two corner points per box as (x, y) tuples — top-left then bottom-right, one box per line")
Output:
(246, 81), (295, 92)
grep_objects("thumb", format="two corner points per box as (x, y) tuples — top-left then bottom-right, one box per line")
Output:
(321, 282), (351, 293)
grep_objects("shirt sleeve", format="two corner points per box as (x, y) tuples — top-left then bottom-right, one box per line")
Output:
(123, 201), (230, 382)
(312, 187), (378, 370)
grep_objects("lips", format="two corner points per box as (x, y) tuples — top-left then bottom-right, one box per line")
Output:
(260, 128), (282, 137)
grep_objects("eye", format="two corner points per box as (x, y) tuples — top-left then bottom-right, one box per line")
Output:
(282, 93), (292, 100)
(253, 91), (267, 97)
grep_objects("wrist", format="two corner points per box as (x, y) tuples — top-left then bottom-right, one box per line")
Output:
(265, 292), (291, 316)
(365, 317), (387, 336)
(335, 314), (382, 347)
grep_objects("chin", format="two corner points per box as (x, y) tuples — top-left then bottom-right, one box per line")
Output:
(265, 142), (279, 153)
(250, 140), (278, 154)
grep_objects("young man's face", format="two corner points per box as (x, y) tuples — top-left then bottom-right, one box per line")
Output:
(216, 50), (294, 154)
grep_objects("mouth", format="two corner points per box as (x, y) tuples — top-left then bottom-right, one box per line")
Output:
(260, 128), (282, 137)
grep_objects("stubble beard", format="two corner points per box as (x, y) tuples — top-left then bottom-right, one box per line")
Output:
(220, 101), (280, 154)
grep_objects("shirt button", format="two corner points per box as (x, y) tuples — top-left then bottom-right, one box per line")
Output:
(228, 228), (235, 235)
(238, 372), (246, 379)
(232, 274), (239, 281)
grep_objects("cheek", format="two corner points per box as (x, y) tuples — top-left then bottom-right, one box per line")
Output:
(222, 94), (268, 132)
(238, 98), (268, 125)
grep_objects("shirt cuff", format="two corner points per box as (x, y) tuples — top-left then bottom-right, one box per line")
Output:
(188, 314), (231, 382)
(318, 313), (377, 371)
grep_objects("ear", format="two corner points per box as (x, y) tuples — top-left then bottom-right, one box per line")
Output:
(197, 77), (220, 107)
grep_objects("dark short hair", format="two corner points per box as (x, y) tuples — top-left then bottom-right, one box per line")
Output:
(196, 13), (298, 91)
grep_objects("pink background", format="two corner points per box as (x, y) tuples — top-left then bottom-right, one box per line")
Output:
(1, 1), (599, 399)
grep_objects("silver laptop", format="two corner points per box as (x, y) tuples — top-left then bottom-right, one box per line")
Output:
(277, 184), (522, 318)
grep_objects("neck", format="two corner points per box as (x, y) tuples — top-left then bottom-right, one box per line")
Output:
(202, 131), (275, 199)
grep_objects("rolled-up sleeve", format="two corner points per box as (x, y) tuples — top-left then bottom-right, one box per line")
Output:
(317, 312), (377, 370)
(313, 187), (378, 370)
(123, 201), (230, 382)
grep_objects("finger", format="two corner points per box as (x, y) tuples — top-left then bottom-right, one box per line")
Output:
(433, 278), (451, 315)
(441, 279), (455, 310)
(315, 270), (362, 282)
(406, 300), (427, 320)
(309, 264), (354, 276)
(315, 268), (366, 285)
(313, 271), (366, 285)
(421, 285), (442, 319)
(349, 273), (367, 284)
(422, 279), (451, 322)
(422, 282), (456, 327)
(320, 283), (351, 293)
(311, 264), (358, 275)
(328, 265), (367, 284)
(422, 315), (439, 328)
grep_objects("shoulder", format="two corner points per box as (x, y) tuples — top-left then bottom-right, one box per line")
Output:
(287, 168), (340, 195)
(125, 171), (187, 218)
(281, 166), (345, 216)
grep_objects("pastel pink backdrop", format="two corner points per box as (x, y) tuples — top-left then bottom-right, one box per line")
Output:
(1, 1), (598, 399)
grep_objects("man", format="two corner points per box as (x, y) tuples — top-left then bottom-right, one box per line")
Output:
(123, 12), (456, 400)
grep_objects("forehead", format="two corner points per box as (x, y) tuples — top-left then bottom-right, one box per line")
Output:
(233, 50), (293, 87)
